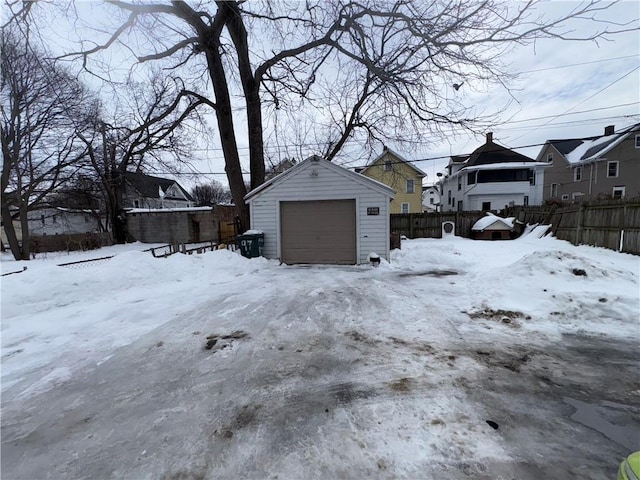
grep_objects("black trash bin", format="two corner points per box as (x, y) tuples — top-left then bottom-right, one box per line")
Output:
(236, 232), (264, 258)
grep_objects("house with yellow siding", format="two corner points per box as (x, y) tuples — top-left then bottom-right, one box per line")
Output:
(358, 148), (426, 214)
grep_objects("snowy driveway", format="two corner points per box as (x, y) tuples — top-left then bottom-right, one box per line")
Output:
(2, 238), (639, 479)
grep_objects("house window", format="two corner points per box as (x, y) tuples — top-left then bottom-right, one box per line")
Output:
(482, 201), (491, 211)
(401, 203), (410, 214)
(52, 215), (57, 224)
(546, 152), (553, 163)
(384, 160), (392, 171)
(457, 200), (463, 212)
(561, 194), (569, 201)
(41, 215), (45, 225)
(457, 179), (461, 191)
(448, 190), (452, 205)
(429, 198), (434, 204)
(574, 166), (582, 182)
(528, 170), (535, 185)
(607, 161), (619, 178)
(635, 135), (640, 149)
(134, 200), (140, 208)
(467, 171), (477, 185)
(551, 183), (559, 198)
(613, 186), (626, 199)
(572, 192), (584, 203)
(524, 196), (529, 206)
(406, 179), (415, 194)
(452, 198), (455, 209)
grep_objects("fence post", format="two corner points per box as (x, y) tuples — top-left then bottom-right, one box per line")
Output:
(409, 213), (414, 239)
(576, 204), (585, 245)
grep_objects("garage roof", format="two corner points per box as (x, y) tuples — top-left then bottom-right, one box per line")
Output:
(244, 156), (395, 202)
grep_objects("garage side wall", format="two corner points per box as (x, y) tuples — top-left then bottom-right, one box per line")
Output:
(248, 161), (391, 263)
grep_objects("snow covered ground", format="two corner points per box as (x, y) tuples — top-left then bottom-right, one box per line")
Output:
(1, 235), (638, 479)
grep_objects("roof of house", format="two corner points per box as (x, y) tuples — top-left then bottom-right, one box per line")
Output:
(359, 147), (427, 177)
(124, 172), (194, 202)
(244, 155), (395, 202)
(465, 141), (534, 167)
(541, 123), (640, 164)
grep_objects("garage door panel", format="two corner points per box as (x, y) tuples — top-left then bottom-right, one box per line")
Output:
(281, 200), (356, 264)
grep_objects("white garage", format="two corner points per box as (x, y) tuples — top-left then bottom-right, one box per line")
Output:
(244, 156), (395, 264)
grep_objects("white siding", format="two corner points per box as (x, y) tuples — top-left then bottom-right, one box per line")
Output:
(247, 160), (392, 263)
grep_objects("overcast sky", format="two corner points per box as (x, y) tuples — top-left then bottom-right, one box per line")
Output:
(22, 1), (640, 189)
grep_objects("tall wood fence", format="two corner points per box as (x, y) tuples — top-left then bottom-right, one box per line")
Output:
(503, 200), (640, 255)
(391, 212), (486, 239)
(391, 200), (640, 255)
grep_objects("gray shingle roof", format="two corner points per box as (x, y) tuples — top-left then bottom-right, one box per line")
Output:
(124, 172), (194, 202)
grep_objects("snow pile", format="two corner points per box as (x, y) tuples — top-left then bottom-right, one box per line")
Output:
(1, 236), (638, 479)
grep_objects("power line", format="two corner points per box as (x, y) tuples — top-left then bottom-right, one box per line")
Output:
(518, 55), (639, 74)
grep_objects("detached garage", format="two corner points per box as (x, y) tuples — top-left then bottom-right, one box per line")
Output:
(244, 156), (394, 264)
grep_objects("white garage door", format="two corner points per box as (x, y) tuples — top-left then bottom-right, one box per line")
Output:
(280, 200), (356, 264)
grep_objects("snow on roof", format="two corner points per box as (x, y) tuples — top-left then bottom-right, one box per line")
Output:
(564, 135), (619, 164)
(472, 213), (514, 231)
(126, 207), (213, 214)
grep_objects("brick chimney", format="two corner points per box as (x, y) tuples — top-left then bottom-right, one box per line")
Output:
(604, 125), (615, 136)
(486, 132), (493, 143)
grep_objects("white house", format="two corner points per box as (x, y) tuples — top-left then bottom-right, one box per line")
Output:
(28, 207), (102, 236)
(244, 156), (395, 265)
(422, 185), (441, 212)
(439, 133), (548, 212)
(123, 172), (194, 209)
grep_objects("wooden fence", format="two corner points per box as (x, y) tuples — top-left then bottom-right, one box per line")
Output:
(390, 200), (640, 255)
(503, 201), (640, 255)
(391, 212), (486, 239)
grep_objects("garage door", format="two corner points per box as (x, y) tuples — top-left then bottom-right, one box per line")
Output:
(280, 200), (356, 264)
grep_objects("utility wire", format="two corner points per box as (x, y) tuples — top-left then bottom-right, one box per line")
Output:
(518, 55), (639, 74)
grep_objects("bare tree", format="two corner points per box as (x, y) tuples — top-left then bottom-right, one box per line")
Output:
(49, 0), (634, 229)
(77, 74), (208, 243)
(190, 180), (231, 206)
(1, 26), (94, 260)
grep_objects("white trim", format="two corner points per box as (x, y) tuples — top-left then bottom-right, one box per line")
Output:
(277, 197), (360, 264)
(607, 160), (619, 178)
(613, 185), (626, 199)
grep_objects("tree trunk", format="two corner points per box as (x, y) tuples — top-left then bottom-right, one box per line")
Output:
(1, 202), (22, 260)
(18, 204), (29, 260)
(222, 2), (265, 191)
(109, 169), (127, 244)
(203, 33), (250, 230)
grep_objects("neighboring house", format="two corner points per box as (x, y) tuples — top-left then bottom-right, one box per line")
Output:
(439, 133), (547, 212)
(123, 172), (195, 209)
(245, 155), (395, 264)
(357, 147), (426, 214)
(28, 207), (102, 236)
(422, 185), (441, 212)
(536, 123), (640, 203)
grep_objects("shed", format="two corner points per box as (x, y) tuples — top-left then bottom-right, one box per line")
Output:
(471, 214), (514, 240)
(244, 156), (395, 264)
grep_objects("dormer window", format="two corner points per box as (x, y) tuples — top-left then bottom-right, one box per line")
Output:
(384, 160), (392, 171)
(546, 152), (553, 162)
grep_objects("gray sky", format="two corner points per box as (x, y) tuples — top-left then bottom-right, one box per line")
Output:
(20, 0), (640, 189)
